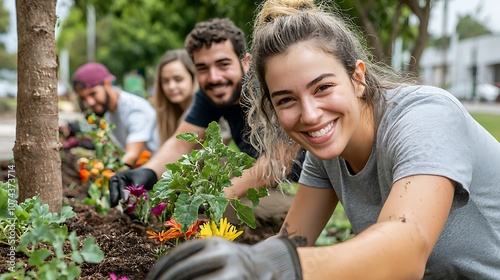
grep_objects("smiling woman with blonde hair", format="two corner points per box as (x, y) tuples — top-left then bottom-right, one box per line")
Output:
(146, 0), (500, 279)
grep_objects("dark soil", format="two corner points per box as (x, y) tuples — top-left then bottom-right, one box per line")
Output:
(0, 148), (277, 279)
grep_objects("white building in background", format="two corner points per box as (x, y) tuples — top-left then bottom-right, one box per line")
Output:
(420, 34), (500, 101)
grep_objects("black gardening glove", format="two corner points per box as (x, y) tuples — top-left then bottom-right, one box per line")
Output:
(146, 236), (302, 280)
(109, 168), (158, 207)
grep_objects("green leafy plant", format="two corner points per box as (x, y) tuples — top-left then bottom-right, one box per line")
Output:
(80, 113), (125, 215)
(0, 181), (104, 279)
(149, 121), (269, 232)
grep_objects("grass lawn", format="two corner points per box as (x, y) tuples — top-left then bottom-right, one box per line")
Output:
(471, 113), (500, 141)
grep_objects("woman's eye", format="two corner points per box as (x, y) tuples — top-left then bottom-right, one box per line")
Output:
(317, 84), (333, 92)
(277, 97), (294, 105)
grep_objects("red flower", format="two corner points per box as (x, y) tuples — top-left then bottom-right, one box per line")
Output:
(78, 163), (90, 183)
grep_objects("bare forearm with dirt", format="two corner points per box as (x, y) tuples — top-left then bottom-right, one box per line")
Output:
(284, 175), (454, 279)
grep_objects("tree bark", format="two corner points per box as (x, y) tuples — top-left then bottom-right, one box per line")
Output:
(402, 0), (431, 75)
(14, 0), (62, 212)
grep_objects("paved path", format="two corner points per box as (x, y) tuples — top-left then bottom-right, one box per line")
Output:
(0, 102), (499, 161)
(0, 110), (83, 161)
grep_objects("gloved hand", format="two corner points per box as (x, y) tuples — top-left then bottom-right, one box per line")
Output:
(109, 168), (158, 207)
(146, 236), (302, 280)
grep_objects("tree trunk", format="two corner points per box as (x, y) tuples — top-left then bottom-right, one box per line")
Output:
(402, 0), (431, 76)
(14, 0), (62, 212)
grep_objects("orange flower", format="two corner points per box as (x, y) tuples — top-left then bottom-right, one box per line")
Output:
(164, 217), (204, 240)
(146, 229), (183, 243)
(164, 217), (182, 232)
(102, 169), (115, 180)
(134, 150), (151, 167)
(185, 220), (205, 239)
(147, 230), (169, 243)
(79, 167), (90, 183)
(164, 228), (184, 240)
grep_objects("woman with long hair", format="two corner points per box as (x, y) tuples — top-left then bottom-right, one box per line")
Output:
(146, 1), (500, 279)
(153, 49), (197, 144)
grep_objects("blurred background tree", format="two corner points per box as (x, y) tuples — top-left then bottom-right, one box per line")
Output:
(57, 0), (438, 89)
(57, 0), (263, 90)
(0, 0), (16, 70)
(456, 14), (492, 40)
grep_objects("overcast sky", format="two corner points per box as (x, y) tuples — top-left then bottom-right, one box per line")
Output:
(429, 0), (500, 36)
(1, 0), (500, 53)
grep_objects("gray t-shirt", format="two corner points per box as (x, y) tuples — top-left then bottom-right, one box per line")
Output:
(106, 89), (159, 153)
(299, 85), (500, 279)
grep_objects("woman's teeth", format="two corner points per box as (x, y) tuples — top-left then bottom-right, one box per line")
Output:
(308, 122), (333, 137)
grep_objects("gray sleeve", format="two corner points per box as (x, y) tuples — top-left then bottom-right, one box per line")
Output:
(384, 93), (473, 193)
(298, 151), (334, 189)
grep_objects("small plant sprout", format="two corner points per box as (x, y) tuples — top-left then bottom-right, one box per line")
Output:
(150, 121), (269, 233)
(0, 182), (105, 279)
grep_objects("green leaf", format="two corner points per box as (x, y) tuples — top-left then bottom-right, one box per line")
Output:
(150, 174), (176, 205)
(38, 260), (58, 280)
(71, 251), (84, 264)
(204, 195), (228, 222)
(204, 121), (222, 148)
(94, 142), (104, 159)
(0, 187), (13, 220)
(68, 231), (79, 251)
(176, 132), (198, 142)
(235, 200), (256, 229)
(59, 206), (76, 223)
(174, 193), (205, 232)
(65, 263), (82, 279)
(87, 183), (102, 200)
(28, 248), (51, 266)
(246, 187), (269, 208)
(81, 237), (105, 263)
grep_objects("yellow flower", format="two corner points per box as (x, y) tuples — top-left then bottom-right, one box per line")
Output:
(94, 178), (103, 188)
(87, 115), (96, 124)
(199, 218), (243, 241)
(93, 161), (104, 171)
(90, 167), (100, 177)
(99, 119), (107, 130)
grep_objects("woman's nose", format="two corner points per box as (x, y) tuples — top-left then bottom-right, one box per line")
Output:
(300, 99), (321, 124)
(167, 80), (176, 89)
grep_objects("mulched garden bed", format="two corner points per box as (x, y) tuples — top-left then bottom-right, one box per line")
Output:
(0, 148), (276, 279)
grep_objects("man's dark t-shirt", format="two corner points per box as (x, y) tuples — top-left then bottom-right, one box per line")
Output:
(184, 89), (303, 181)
